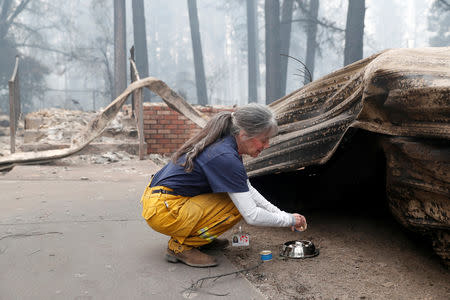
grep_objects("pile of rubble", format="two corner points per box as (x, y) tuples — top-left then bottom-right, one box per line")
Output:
(0, 107), (169, 166)
(23, 108), (137, 145)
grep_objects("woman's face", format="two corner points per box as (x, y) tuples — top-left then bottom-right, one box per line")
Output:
(236, 131), (271, 158)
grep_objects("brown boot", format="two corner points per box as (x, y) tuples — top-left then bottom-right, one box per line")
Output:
(165, 248), (218, 267)
(199, 238), (229, 251)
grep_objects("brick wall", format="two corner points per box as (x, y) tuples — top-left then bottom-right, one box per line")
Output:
(141, 103), (234, 155)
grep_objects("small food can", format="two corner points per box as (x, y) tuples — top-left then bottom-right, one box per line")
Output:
(260, 250), (272, 262)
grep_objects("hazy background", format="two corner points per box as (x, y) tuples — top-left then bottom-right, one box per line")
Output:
(0, 0), (448, 114)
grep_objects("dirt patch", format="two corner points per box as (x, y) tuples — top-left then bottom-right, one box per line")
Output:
(223, 211), (450, 299)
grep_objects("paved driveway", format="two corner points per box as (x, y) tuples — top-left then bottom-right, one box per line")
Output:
(0, 160), (263, 299)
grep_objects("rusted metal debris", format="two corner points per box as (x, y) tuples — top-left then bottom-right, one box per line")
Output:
(0, 77), (208, 171)
(245, 47), (449, 265)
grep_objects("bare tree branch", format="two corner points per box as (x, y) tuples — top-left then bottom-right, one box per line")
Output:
(5, 0), (31, 30)
(0, 0), (13, 38)
(12, 22), (55, 40)
(293, 0), (344, 33)
(438, 0), (450, 9)
(14, 43), (78, 57)
(281, 54), (313, 82)
(0, 0), (13, 23)
(291, 18), (344, 32)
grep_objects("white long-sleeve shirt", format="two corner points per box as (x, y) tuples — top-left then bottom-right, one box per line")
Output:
(228, 180), (295, 227)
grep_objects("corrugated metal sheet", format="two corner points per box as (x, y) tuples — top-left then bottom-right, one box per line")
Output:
(245, 47), (450, 265)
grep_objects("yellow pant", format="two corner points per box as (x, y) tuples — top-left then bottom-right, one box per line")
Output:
(141, 185), (242, 253)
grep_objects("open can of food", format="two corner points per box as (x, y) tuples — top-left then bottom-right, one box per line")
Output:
(260, 250), (273, 261)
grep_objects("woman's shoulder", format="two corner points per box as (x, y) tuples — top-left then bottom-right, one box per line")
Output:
(199, 135), (240, 163)
(209, 135), (238, 154)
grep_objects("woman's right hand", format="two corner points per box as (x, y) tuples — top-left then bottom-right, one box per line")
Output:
(291, 213), (307, 232)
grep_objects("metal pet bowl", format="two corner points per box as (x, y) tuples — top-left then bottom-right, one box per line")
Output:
(280, 240), (319, 259)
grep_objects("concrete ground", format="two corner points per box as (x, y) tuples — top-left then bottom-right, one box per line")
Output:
(0, 159), (264, 300)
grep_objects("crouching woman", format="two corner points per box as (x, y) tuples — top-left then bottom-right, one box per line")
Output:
(141, 103), (307, 267)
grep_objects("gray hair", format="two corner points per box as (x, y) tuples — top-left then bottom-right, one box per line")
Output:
(230, 103), (278, 139)
(172, 103), (277, 172)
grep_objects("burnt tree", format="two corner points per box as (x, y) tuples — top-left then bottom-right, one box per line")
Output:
(132, 0), (150, 102)
(187, 0), (208, 105)
(247, 0), (258, 102)
(265, 0), (282, 104)
(344, 0), (365, 66)
(114, 0), (127, 99)
(304, 0), (319, 84)
(280, 0), (294, 94)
